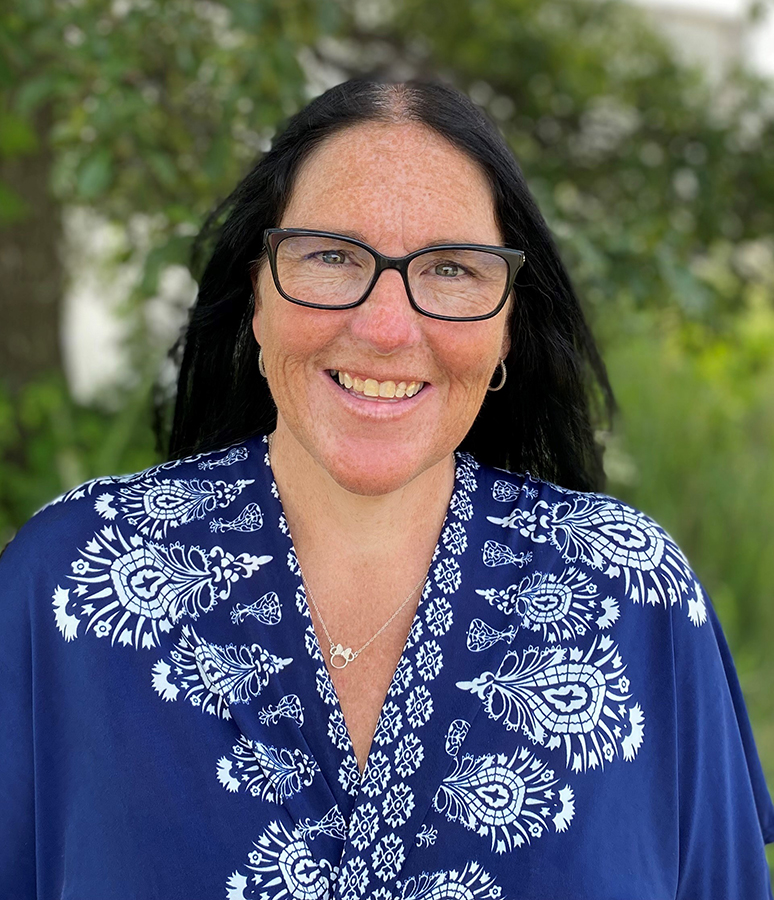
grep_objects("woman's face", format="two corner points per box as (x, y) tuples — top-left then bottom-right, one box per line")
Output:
(253, 121), (511, 496)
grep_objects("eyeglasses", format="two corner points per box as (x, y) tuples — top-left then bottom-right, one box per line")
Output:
(262, 228), (526, 322)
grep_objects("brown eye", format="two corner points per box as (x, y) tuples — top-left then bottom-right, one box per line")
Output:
(435, 263), (463, 277)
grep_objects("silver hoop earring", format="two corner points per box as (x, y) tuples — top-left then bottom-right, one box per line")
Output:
(258, 348), (267, 378)
(488, 359), (507, 392)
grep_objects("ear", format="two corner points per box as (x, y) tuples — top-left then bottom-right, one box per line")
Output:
(250, 265), (263, 346)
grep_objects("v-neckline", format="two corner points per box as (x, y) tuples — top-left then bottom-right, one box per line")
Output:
(235, 436), (532, 899)
(260, 435), (463, 782)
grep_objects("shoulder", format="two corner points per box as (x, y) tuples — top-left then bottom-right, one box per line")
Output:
(0, 439), (265, 585)
(467, 457), (709, 631)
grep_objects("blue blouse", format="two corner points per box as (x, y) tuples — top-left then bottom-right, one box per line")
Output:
(1, 436), (772, 899)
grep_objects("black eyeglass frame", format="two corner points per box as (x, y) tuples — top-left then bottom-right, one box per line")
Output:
(262, 228), (526, 322)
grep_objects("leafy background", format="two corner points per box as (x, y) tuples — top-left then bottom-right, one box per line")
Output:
(1, 0), (772, 878)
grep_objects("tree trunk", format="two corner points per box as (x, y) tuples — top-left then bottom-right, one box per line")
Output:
(0, 105), (64, 394)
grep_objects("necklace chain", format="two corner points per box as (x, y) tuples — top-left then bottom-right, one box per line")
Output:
(267, 431), (429, 670)
(301, 570), (429, 669)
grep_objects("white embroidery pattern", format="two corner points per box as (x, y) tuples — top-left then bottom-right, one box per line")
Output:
(95, 477), (254, 539)
(372, 833), (406, 880)
(487, 567), (604, 643)
(276, 452), (478, 895)
(210, 502), (265, 533)
(395, 861), (502, 900)
(466, 618), (518, 652)
(257, 694), (304, 727)
(151, 624), (292, 717)
(492, 479), (522, 503)
(231, 591), (282, 625)
(198, 446), (249, 469)
(458, 637), (644, 772)
(338, 756), (361, 797)
(382, 783), (416, 828)
(339, 857), (369, 900)
(47, 443), (706, 889)
(487, 493), (707, 625)
(53, 526), (269, 648)
(394, 733), (424, 778)
(217, 735), (317, 801)
(482, 540), (533, 569)
(227, 817), (340, 900)
(45, 446), (252, 511)
(433, 720), (574, 853)
(415, 824), (437, 848)
(361, 751), (391, 798)
(349, 803), (379, 850)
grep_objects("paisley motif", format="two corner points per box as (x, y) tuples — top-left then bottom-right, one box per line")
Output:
(151, 625), (292, 717)
(433, 721), (574, 852)
(228, 819), (338, 900)
(488, 494), (707, 625)
(516, 567), (604, 642)
(457, 636), (643, 771)
(397, 860), (502, 900)
(54, 526), (269, 648)
(217, 736), (317, 802)
(101, 477), (254, 539)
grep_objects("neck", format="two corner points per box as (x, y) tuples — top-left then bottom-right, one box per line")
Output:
(267, 425), (455, 571)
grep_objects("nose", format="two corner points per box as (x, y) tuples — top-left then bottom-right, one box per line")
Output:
(348, 268), (423, 354)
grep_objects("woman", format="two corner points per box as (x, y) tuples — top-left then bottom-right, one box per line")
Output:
(1, 80), (772, 899)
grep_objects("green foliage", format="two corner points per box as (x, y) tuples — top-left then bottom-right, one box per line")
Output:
(604, 304), (774, 774)
(0, 0), (347, 307)
(374, 0), (774, 326)
(0, 375), (158, 549)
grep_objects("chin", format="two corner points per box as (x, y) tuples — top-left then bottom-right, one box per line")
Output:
(324, 461), (420, 498)
(318, 442), (447, 498)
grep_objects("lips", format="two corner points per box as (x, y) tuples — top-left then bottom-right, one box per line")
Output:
(329, 370), (426, 399)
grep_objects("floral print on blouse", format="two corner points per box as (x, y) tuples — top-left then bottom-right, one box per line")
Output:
(1, 436), (772, 899)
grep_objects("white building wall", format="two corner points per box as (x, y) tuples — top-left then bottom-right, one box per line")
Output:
(634, 0), (774, 79)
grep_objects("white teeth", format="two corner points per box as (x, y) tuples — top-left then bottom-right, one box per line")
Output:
(332, 371), (424, 399)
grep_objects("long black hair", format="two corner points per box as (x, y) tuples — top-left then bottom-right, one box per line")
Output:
(167, 79), (614, 492)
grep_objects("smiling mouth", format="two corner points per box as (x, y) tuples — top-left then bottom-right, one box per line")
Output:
(329, 370), (426, 400)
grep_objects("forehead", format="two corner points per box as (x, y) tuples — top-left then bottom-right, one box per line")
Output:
(280, 122), (502, 249)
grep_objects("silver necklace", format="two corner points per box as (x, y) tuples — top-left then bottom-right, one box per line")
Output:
(301, 570), (429, 669)
(266, 433), (429, 670)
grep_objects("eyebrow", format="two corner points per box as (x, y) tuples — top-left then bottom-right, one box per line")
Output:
(298, 228), (503, 250)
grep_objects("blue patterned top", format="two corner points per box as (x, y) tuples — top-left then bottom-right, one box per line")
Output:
(1, 436), (772, 899)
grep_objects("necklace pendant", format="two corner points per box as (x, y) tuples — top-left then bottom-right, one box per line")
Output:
(330, 643), (356, 669)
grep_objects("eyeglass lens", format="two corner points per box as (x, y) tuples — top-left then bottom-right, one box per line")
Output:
(274, 234), (509, 318)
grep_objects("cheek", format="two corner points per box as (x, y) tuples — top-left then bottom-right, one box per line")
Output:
(436, 325), (506, 386)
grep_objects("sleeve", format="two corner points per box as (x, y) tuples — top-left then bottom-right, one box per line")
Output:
(673, 592), (774, 899)
(0, 534), (37, 897)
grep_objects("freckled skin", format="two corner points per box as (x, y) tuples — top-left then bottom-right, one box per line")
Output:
(253, 121), (511, 498)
